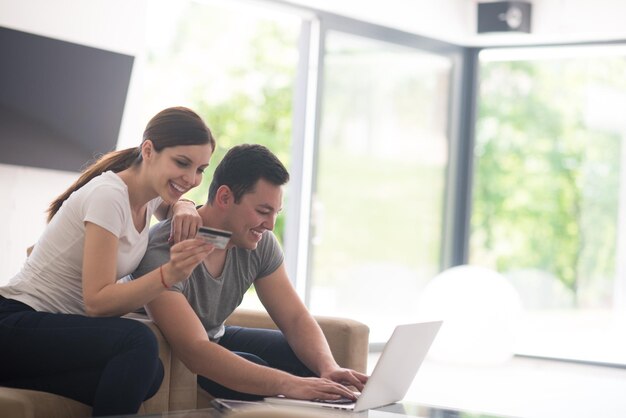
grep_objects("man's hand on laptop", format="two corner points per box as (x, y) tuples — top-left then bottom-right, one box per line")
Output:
(280, 376), (359, 401)
(321, 367), (369, 392)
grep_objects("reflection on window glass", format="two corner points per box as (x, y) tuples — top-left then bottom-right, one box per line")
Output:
(308, 31), (451, 342)
(139, 0), (300, 309)
(472, 46), (626, 364)
(140, 0), (299, 225)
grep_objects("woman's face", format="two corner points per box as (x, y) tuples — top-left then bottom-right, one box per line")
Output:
(147, 142), (213, 204)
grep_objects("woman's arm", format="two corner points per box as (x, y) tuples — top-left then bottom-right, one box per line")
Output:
(155, 199), (202, 243)
(154, 198), (196, 220)
(81, 222), (213, 317)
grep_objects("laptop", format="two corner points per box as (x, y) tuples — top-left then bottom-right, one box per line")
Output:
(264, 320), (443, 412)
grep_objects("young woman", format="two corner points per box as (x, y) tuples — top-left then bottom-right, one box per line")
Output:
(0, 106), (216, 416)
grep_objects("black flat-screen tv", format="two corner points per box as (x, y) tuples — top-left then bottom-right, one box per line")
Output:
(0, 26), (134, 172)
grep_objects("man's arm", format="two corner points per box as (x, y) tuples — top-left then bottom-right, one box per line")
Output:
(145, 290), (358, 400)
(255, 263), (368, 390)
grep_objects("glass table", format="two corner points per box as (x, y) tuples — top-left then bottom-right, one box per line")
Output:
(109, 401), (518, 418)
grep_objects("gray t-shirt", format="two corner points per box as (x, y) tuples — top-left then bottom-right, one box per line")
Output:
(131, 218), (283, 340)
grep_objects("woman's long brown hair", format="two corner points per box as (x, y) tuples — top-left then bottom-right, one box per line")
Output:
(46, 107), (215, 222)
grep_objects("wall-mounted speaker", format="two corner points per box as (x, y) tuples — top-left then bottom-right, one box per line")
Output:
(477, 1), (532, 34)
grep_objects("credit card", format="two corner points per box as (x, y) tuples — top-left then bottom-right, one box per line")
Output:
(197, 226), (232, 249)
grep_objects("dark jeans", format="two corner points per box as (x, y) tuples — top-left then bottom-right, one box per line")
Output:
(0, 296), (164, 416)
(198, 325), (315, 400)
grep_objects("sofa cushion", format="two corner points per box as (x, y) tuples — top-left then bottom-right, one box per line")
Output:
(0, 387), (90, 418)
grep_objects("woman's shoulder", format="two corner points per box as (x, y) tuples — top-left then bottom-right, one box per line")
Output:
(63, 172), (129, 214)
(88, 171), (126, 190)
(78, 171), (127, 198)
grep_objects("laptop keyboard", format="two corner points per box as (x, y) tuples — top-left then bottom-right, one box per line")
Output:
(312, 397), (355, 405)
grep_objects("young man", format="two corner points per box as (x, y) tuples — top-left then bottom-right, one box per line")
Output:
(131, 144), (367, 401)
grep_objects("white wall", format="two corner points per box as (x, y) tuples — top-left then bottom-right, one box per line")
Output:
(0, 0), (148, 284)
(0, 165), (77, 284)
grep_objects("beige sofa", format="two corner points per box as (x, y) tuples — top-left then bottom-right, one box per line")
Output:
(0, 309), (369, 418)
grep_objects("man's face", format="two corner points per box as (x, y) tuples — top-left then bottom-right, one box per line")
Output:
(225, 178), (283, 250)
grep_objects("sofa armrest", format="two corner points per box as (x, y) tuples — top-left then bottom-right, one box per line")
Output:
(225, 309), (370, 373)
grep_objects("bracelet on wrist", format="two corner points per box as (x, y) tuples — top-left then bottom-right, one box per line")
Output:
(159, 265), (170, 289)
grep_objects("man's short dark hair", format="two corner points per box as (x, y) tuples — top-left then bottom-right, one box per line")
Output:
(207, 144), (290, 204)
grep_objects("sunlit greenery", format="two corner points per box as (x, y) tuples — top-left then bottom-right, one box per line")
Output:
(472, 56), (625, 307)
(143, 0), (299, 242)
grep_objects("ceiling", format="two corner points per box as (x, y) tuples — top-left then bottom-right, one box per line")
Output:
(278, 0), (626, 47)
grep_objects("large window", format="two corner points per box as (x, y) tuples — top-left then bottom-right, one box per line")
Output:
(134, 0), (302, 308)
(134, 2), (460, 334)
(307, 31), (453, 343)
(472, 45), (626, 364)
(136, 0), (300, 212)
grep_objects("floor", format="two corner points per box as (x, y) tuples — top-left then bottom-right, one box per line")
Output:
(367, 353), (626, 418)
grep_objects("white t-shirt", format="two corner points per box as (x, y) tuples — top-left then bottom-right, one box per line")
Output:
(0, 171), (163, 314)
